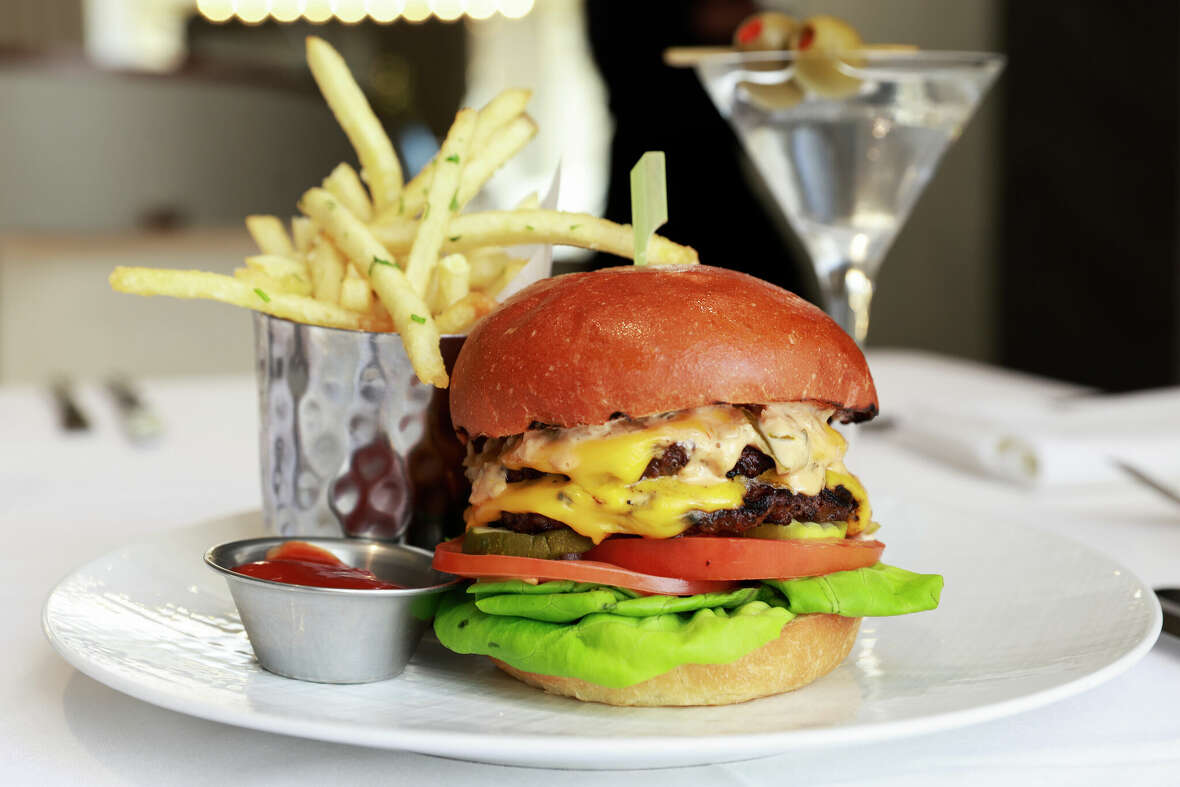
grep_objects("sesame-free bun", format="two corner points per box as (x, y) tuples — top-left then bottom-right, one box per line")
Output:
(451, 265), (877, 438)
(492, 613), (860, 706)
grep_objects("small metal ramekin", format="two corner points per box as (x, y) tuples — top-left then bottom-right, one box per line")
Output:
(205, 537), (461, 684)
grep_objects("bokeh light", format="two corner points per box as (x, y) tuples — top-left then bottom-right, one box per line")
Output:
(367, 0), (404, 22)
(466, 0), (496, 20)
(270, 0), (304, 22)
(199, 0), (536, 23)
(196, 0), (234, 22)
(403, 0), (431, 22)
(497, 0), (533, 19)
(232, 0), (269, 24)
(304, 0), (333, 22)
(335, 0), (367, 23)
(431, 0), (464, 21)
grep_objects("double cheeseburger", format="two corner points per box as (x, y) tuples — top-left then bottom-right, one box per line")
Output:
(432, 265), (941, 706)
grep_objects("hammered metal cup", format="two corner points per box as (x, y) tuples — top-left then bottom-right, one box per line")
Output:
(253, 313), (468, 548)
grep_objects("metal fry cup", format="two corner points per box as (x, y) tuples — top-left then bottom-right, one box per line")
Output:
(253, 313), (468, 548)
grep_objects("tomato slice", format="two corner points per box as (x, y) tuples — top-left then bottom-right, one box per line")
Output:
(433, 539), (738, 596)
(583, 537), (885, 581)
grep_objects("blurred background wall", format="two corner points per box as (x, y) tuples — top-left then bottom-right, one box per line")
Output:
(0, 0), (1175, 391)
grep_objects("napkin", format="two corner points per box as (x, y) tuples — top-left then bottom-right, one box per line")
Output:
(889, 386), (1180, 486)
(495, 162), (561, 300)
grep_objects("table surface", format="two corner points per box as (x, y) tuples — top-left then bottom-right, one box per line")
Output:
(4, 349), (1179, 786)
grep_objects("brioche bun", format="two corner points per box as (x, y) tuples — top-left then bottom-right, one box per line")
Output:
(451, 265), (876, 438)
(492, 614), (860, 706)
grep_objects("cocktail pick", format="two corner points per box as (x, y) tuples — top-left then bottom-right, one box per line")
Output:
(630, 151), (667, 267)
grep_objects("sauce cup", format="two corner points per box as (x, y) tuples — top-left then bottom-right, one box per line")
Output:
(205, 536), (461, 683)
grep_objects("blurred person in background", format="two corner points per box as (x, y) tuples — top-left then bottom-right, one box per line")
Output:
(586, 0), (811, 298)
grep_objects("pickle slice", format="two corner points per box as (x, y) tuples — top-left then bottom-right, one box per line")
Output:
(743, 521), (847, 540)
(463, 525), (594, 559)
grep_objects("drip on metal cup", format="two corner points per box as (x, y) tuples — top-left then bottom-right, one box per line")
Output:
(253, 313), (468, 548)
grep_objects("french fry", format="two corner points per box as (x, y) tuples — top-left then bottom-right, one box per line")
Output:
(245, 254), (307, 279)
(108, 37), (698, 388)
(245, 215), (294, 256)
(307, 236), (345, 304)
(486, 258), (528, 297)
(372, 210), (699, 265)
(467, 248), (516, 289)
(110, 267), (364, 329)
(435, 291), (498, 334)
(431, 253), (470, 313)
(300, 188), (393, 273)
(367, 296), (393, 328)
(453, 115), (537, 212)
(291, 216), (317, 253)
(370, 263), (447, 386)
(322, 162), (373, 222)
(305, 36), (403, 211)
(471, 88), (532, 151)
(299, 187), (446, 386)
(403, 108), (476, 297)
(339, 264), (373, 313)
(234, 268), (313, 297)
(391, 88), (532, 220)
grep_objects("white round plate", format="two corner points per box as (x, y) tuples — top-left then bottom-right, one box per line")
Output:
(43, 507), (1160, 770)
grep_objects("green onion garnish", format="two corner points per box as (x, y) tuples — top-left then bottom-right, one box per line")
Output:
(370, 256), (395, 276)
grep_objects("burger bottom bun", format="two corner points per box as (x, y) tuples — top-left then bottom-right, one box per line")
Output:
(491, 613), (860, 707)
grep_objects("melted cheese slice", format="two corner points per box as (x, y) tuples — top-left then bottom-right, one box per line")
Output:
(826, 468), (871, 535)
(465, 475), (747, 543)
(464, 404), (866, 543)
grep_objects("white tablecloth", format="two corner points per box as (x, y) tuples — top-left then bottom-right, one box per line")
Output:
(3, 350), (1179, 786)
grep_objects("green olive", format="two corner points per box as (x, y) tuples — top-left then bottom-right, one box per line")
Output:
(733, 12), (798, 71)
(791, 14), (864, 98)
(738, 79), (805, 111)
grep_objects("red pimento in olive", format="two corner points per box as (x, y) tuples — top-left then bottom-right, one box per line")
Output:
(736, 18), (763, 46)
(732, 11), (798, 52)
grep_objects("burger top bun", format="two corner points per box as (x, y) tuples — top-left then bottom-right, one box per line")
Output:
(450, 265), (877, 438)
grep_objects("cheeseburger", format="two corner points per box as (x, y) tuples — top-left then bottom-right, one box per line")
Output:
(433, 265), (941, 706)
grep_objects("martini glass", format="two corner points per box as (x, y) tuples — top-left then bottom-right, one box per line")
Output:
(696, 50), (1004, 343)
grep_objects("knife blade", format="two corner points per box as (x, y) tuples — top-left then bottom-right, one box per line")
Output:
(105, 376), (164, 445)
(51, 378), (90, 432)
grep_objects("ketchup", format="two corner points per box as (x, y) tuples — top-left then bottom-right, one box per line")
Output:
(233, 541), (403, 590)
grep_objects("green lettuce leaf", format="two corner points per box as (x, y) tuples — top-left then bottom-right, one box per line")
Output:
(468, 580), (610, 596)
(435, 590), (794, 688)
(601, 587), (761, 617)
(476, 589), (625, 623)
(764, 564), (943, 617)
(474, 586), (762, 623)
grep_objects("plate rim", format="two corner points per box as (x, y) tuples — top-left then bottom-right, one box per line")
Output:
(42, 510), (1164, 769)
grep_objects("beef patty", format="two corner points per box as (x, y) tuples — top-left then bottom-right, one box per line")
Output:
(494, 445), (859, 537)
